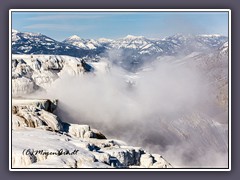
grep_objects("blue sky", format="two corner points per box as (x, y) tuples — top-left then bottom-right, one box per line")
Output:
(12, 11), (229, 41)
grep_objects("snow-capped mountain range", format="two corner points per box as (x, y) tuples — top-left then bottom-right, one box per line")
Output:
(12, 30), (95, 58)
(12, 29), (227, 57)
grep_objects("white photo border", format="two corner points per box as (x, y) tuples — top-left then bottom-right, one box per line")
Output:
(9, 9), (231, 171)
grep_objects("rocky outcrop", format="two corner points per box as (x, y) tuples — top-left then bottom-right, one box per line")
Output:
(12, 99), (61, 131)
(62, 123), (107, 139)
(11, 98), (172, 169)
(139, 153), (172, 168)
(12, 55), (109, 97)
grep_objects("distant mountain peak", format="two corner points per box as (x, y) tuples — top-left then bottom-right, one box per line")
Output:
(98, 38), (113, 43)
(68, 35), (82, 40)
(124, 35), (145, 39)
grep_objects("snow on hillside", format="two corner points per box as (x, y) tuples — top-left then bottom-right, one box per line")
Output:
(12, 30), (227, 70)
(12, 54), (110, 96)
(12, 98), (172, 168)
(63, 35), (102, 50)
(98, 38), (114, 44)
(11, 30), (95, 58)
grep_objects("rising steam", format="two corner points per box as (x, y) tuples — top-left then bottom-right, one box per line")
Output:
(32, 54), (228, 168)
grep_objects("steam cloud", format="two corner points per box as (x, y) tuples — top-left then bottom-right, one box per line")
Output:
(33, 54), (228, 168)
